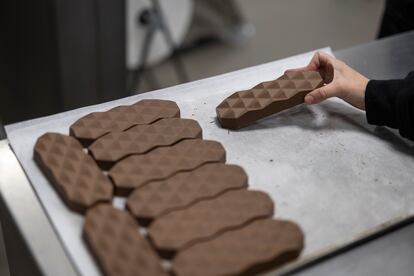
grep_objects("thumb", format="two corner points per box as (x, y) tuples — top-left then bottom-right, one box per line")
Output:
(304, 84), (337, 104)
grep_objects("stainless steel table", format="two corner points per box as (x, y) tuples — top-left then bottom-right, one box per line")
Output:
(1, 31), (414, 276)
(289, 30), (414, 276)
(336, 30), (414, 80)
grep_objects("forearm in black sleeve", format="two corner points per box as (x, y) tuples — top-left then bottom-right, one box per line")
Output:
(365, 71), (414, 140)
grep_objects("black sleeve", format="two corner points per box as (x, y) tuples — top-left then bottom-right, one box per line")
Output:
(365, 71), (414, 140)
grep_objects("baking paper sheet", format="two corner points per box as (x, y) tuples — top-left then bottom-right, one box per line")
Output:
(6, 47), (414, 275)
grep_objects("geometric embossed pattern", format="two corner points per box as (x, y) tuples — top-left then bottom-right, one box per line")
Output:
(70, 100), (180, 146)
(83, 204), (167, 276)
(148, 190), (274, 256)
(88, 118), (202, 168)
(109, 139), (226, 195)
(34, 133), (113, 213)
(34, 98), (305, 275)
(216, 71), (324, 129)
(172, 219), (304, 276)
(70, 99), (180, 146)
(126, 163), (248, 223)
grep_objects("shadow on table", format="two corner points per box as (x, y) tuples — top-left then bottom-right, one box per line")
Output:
(216, 99), (414, 158)
(373, 126), (414, 157)
(239, 100), (370, 132)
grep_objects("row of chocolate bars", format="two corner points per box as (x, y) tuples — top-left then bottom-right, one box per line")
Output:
(33, 99), (304, 276)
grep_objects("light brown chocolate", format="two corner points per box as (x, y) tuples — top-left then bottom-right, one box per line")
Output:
(216, 71), (324, 129)
(83, 204), (167, 276)
(33, 98), (306, 275)
(70, 99), (180, 146)
(88, 118), (202, 169)
(109, 139), (226, 196)
(34, 133), (113, 213)
(148, 190), (274, 257)
(126, 163), (248, 224)
(172, 219), (304, 276)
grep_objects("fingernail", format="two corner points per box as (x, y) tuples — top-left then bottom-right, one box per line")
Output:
(305, 95), (314, 104)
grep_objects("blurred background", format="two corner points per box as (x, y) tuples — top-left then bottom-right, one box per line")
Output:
(0, 0), (387, 125)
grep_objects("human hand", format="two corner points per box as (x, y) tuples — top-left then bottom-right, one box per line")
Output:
(285, 52), (369, 110)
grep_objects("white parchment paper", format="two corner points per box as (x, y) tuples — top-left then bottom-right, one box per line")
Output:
(6, 47), (414, 275)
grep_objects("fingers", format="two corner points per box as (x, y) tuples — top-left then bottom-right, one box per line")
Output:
(314, 51), (335, 67)
(284, 51), (335, 74)
(284, 57), (318, 74)
(304, 84), (337, 104)
(284, 66), (309, 74)
(285, 52), (341, 105)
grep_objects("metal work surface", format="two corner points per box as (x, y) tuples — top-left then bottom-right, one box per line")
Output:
(0, 140), (78, 276)
(292, 218), (414, 276)
(4, 45), (414, 275)
(336, 30), (414, 80)
(289, 31), (414, 276)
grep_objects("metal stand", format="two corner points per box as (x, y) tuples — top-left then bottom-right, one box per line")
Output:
(128, 0), (189, 92)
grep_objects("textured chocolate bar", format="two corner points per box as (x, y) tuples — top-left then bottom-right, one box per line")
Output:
(83, 204), (167, 276)
(34, 133), (113, 213)
(70, 99), (180, 146)
(89, 118), (202, 169)
(216, 71), (324, 129)
(172, 219), (304, 276)
(109, 139), (226, 195)
(126, 163), (248, 224)
(148, 190), (274, 257)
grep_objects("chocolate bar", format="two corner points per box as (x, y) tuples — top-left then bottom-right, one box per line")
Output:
(83, 204), (167, 276)
(70, 99), (180, 146)
(88, 118), (202, 169)
(33, 133), (113, 213)
(216, 71), (324, 129)
(148, 190), (274, 257)
(172, 219), (304, 276)
(109, 139), (226, 196)
(33, 98), (306, 275)
(126, 163), (248, 224)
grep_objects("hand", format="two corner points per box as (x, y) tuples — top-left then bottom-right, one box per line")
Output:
(285, 52), (369, 110)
